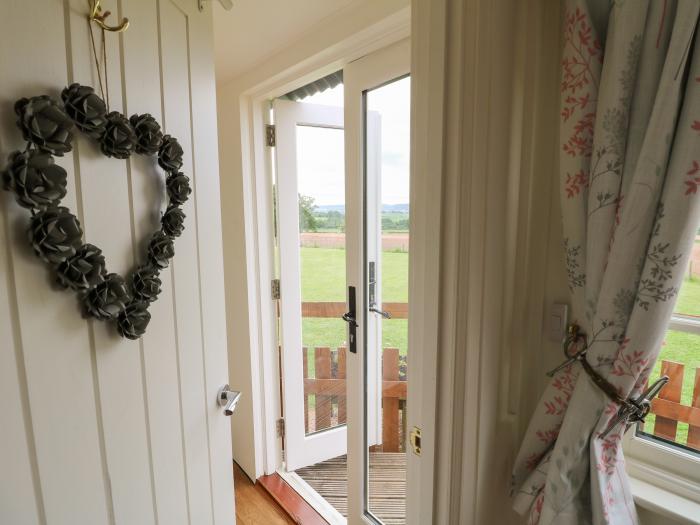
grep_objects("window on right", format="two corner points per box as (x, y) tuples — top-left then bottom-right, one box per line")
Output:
(635, 247), (700, 454)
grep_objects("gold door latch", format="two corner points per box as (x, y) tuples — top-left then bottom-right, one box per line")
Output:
(409, 426), (422, 456)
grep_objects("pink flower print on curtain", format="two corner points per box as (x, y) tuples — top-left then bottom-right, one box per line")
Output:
(512, 1), (700, 523)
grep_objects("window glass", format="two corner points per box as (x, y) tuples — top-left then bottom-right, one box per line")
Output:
(636, 253), (700, 453)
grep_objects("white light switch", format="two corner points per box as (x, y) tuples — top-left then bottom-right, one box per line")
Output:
(548, 303), (568, 342)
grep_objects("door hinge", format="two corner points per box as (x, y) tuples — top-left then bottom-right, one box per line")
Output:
(266, 124), (276, 147)
(276, 417), (285, 438)
(271, 278), (281, 299)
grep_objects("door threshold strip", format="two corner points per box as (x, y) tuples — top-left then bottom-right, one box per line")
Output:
(257, 470), (332, 525)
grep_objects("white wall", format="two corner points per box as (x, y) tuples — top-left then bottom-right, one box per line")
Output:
(407, 0), (562, 521)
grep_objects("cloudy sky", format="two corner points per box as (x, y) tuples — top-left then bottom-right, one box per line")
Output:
(293, 76), (411, 207)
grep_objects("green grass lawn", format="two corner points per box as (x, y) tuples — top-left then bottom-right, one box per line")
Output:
(300, 247), (408, 302)
(673, 275), (700, 317)
(300, 247), (409, 362)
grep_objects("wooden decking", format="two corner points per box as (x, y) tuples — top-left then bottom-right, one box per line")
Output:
(295, 452), (406, 525)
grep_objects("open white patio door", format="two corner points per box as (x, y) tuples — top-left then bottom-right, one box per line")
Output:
(345, 39), (411, 525)
(275, 100), (349, 471)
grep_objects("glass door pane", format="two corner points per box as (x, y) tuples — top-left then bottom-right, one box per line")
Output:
(365, 75), (410, 524)
(296, 124), (348, 436)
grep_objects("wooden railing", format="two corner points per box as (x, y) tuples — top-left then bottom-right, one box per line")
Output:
(645, 360), (700, 449)
(302, 301), (408, 319)
(302, 346), (408, 452)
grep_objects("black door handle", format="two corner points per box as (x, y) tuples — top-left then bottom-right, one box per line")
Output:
(342, 286), (358, 353)
(342, 312), (358, 327)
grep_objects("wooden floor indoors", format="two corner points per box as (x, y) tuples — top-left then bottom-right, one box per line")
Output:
(296, 452), (407, 525)
(234, 463), (296, 525)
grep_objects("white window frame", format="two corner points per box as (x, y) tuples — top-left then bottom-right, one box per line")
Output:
(623, 314), (700, 523)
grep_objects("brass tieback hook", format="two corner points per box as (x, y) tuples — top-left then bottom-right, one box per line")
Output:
(89, 0), (129, 33)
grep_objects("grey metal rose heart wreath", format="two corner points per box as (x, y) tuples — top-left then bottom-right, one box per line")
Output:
(1, 83), (191, 339)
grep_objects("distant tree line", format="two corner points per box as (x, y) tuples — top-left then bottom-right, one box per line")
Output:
(382, 215), (409, 231)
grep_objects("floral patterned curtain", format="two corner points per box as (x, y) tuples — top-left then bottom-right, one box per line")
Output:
(511, 0), (700, 523)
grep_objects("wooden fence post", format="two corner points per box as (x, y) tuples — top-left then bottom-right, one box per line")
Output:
(315, 347), (332, 432)
(303, 347), (309, 433)
(383, 348), (400, 452)
(338, 347), (347, 425)
(688, 368), (700, 449)
(654, 361), (684, 441)
(400, 355), (407, 452)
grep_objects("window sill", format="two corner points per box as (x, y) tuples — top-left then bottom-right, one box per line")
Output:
(627, 458), (700, 525)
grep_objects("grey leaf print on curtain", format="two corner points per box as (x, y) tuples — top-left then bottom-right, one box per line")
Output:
(511, 1), (700, 523)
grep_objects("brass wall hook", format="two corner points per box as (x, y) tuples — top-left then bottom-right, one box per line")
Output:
(89, 0), (129, 33)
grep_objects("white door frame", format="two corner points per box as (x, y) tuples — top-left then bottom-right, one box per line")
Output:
(343, 40), (411, 525)
(365, 109), (385, 450)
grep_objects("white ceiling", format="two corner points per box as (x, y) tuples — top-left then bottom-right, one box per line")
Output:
(213, 0), (358, 83)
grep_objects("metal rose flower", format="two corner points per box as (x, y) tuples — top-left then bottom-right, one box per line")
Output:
(84, 273), (131, 320)
(2, 149), (67, 210)
(117, 301), (151, 340)
(166, 172), (192, 206)
(56, 243), (106, 290)
(161, 205), (186, 237)
(129, 113), (163, 155)
(100, 111), (137, 159)
(61, 83), (107, 138)
(15, 96), (73, 156)
(28, 206), (83, 264)
(147, 231), (175, 269)
(158, 135), (184, 172)
(132, 265), (162, 303)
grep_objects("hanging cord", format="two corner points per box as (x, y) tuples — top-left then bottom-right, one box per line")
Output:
(102, 24), (110, 111)
(87, 0), (123, 110)
(87, 17), (108, 109)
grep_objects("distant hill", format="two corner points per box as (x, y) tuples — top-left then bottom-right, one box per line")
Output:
(382, 203), (409, 213)
(315, 204), (346, 213)
(315, 203), (409, 214)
